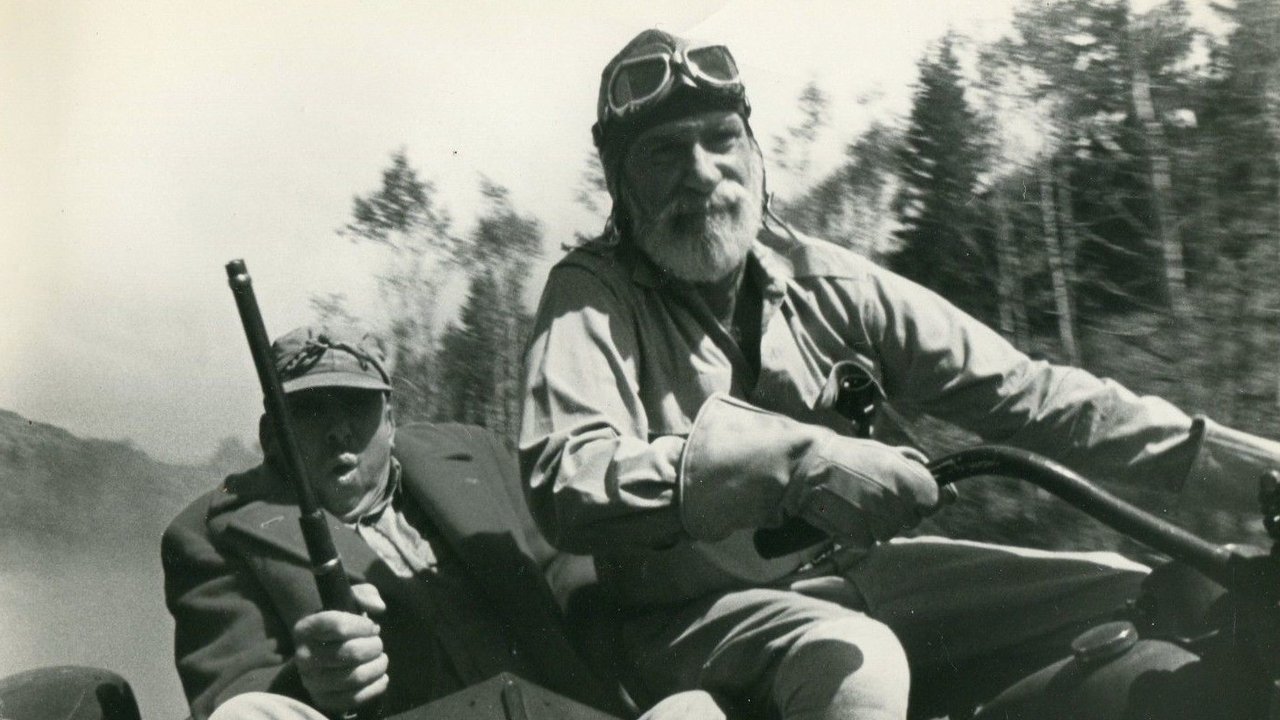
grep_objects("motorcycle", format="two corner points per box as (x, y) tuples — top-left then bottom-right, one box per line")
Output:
(924, 445), (1280, 720)
(4, 443), (1277, 720)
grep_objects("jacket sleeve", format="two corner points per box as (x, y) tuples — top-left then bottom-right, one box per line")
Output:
(854, 262), (1280, 509)
(161, 495), (307, 720)
(521, 264), (687, 554)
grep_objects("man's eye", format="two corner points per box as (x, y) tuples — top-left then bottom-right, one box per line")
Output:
(707, 130), (738, 151)
(649, 141), (683, 162)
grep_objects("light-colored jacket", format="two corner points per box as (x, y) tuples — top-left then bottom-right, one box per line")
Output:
(520, 227), (1280, 606)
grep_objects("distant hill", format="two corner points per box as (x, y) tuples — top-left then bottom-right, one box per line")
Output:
(0, 409), (245, 719)
(0, 409), (245, 552)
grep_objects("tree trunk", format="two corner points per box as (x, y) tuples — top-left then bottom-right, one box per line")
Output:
(1274, 139), (1280, 411)
(1131, 63), (1192, 318)
(1040, 158), (1081, 365)
(500, 273), (521, 441)
(1196, 133), (1234, 421)
(1230, 254), (1261, 427)
(1055, 162), (1081, 310)
(1263, 45), (1280, 408)
(993, 188), (1029, 348)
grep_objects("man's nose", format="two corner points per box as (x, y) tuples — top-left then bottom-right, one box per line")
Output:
(324, 414), (355, 447)
(683, 142), (720, 193)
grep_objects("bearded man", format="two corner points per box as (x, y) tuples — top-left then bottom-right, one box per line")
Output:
(520, 29), (1280, 720)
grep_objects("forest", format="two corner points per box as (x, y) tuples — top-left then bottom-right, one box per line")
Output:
(318, 0), (1280, 553)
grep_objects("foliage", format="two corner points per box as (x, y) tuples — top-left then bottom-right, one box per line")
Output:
(890, 33), (993, 321)
(779, 121), (905, 259)
(435, 179), (543, 439)
(777, 0), (1280, 553)
(325, 152), (545, 440)
(304, 0), (1280, 557)
(770, 80), (830, 187)
(339, 150), (457, 421)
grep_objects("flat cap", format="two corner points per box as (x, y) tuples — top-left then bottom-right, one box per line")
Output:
(271, 325), (392, 394)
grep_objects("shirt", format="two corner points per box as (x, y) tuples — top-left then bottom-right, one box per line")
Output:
(347, 458), (519, 691)
(520, 226), (1280, 605)
(349, 459), (439, 577)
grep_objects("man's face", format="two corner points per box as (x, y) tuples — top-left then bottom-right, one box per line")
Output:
(283, 387), (394, 521)
(621, 110), (764, 284)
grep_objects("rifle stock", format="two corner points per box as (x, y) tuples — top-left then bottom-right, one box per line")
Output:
(225, 259), (361, 615)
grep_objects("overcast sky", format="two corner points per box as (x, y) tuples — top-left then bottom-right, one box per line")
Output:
(3, 0), (1058, 463)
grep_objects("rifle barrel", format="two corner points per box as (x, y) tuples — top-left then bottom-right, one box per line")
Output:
(225, 259), (359, 614)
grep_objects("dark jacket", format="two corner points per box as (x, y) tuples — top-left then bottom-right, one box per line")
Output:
(162, 422), (616, 719)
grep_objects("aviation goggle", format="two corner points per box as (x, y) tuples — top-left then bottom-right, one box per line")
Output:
(604, 43), (744, 120)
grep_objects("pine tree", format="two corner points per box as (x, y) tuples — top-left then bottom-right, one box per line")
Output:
(435, 179), (542, 439)
(891, 34), (990, 319)
(339, 150), (456, 421)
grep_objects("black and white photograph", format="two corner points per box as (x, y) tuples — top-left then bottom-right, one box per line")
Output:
(4, 1), (1280, 719)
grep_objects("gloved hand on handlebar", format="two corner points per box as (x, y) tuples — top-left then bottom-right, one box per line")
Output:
(679, 393), (943, 546)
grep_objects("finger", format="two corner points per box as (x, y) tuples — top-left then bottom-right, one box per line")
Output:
(350, 653), (390, 689)
(298, 635), (385, 669)
(896, 445), (930, 465)
(351, 583), (387, 616)
(351, 672), (391, 707)
(294, 611), (381, 644)
(312, 671), (381, 712)
(311, 650), (389, 702)
(887, 466), (938, 523)
(321, 652), (389, 692)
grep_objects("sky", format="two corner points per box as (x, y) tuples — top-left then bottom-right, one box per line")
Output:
(4, 0), (1056, 464)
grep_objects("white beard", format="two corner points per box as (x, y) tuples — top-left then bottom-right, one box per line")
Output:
(631, 164), (764, 284)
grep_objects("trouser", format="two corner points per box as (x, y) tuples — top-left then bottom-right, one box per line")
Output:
(207, 688), (729, 720)
(206, 693), (326, 720)
(619, 536), (1149, 720)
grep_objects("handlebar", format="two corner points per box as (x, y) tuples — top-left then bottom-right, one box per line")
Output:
(928, 447), (1250, 589)
(756, 445), (1275, 596)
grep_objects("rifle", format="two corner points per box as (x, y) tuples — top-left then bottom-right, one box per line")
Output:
(225, 259), (361, 615)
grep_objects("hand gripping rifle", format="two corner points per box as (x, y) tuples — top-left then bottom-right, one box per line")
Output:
(225, 259), (362, 615)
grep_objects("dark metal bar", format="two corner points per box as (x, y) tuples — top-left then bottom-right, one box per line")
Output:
(928, 446), (1241, 588)
(225, 259), (360, 615)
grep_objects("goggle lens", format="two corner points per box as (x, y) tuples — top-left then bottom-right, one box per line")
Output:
(609, 56), (670, 110)
(686, 45), (738, 84)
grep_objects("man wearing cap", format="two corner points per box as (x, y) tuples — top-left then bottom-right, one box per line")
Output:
(520, 28), (1280, 719)
(163, 325), (637, 720)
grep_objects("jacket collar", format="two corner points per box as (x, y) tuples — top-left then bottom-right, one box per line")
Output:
(218, 486), (381, 583)
(213, 461), (394, 583)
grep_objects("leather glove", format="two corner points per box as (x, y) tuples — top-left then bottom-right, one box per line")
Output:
(679, 393), (939, 545)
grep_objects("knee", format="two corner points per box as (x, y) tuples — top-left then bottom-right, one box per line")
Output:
(208, 692), (326, 720)
(774, 615), (909, 720)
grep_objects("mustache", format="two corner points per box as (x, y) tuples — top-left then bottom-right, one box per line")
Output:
(671, 185), (742, 215)
(635, 184), (746, 240)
